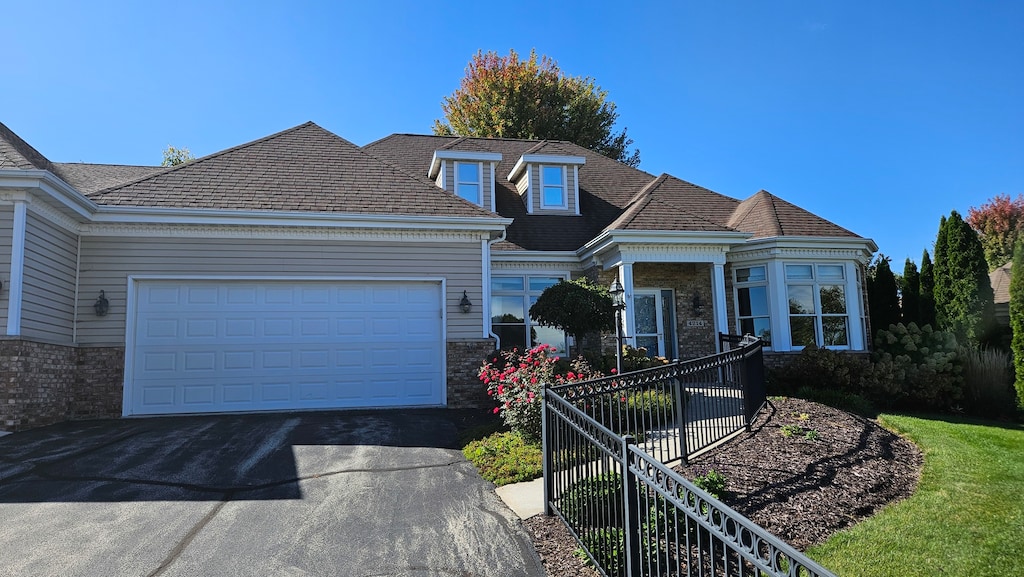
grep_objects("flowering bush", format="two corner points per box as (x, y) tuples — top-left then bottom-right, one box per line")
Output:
(479, 344), (603, 442)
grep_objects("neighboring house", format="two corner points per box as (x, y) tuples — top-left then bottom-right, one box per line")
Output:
(0, 121), (876, 431)
(990, 261), (1011, 328)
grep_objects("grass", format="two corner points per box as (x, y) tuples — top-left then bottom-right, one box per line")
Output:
(462, 430), (542, 486)
(808, 413), (1024, 577)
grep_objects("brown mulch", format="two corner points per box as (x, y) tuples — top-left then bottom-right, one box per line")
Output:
(522, 397), (923, 577)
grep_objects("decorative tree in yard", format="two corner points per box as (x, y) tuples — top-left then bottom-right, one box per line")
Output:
(967, 193), (1024, 271)
(528, 277), (615, 357)
(919, 250), (937, 328)
(161, 145), (195, 166)
(901, 258), (921, 326)
(433, 49), (640, 166)
(933, 211), (995, 347)
(1010, 239), (1024, 409)
(868, 255), (901, 336)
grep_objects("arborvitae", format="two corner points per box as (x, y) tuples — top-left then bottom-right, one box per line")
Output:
(934, 211), (995, 346)
(1010, 238), (1024, 409)
(868, 255), (901, 335)
(919, 250), (937, 327)
(934, 215), (950, 330)
(901, 258), (921, 325)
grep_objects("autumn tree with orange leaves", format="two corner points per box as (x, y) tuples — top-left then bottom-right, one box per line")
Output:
(967, 193), (1024, 270)
(433, 49), (640, 167)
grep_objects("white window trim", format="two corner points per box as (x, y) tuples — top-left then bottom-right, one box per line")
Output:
(455, 161), (483, 206)
(732, 263), (772, 349)
(539, 165), (568, 210)
(490, 272), (570, 353)
(783, 262), (855, 351)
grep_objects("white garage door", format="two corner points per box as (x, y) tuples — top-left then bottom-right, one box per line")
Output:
(126, 279), (445, 416)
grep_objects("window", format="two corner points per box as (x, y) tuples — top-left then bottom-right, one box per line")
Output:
(786, 263), (849, 348)
(491, 274), (567, 353)
(734, 265), (771, 345)
(541, 166), (566, 208)
(456, 162), (481, 205)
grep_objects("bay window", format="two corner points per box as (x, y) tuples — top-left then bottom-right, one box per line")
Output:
(734, 265), (772, 345)
(786, 263), (849, 348)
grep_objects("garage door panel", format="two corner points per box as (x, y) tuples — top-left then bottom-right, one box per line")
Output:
(129, 280), (444, 415)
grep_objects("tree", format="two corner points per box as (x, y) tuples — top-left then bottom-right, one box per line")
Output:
(434, 49), (640, 167)
(161, 145), (195, 167)
(933, 210), (995, 346)
(1010, 238), (1024, 409)
(528, 277), (615, 356)
(901, 258), (921, 326)
(919, 250), (937, 328)
(966, 193), (1024, 271)
(868, 254), (901, 336)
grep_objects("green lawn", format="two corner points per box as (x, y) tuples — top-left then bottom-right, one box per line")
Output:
(808, 414), (1024, 577)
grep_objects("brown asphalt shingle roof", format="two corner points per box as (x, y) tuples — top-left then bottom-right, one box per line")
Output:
(90, 123), (496, 218)
(728, 190), (858, 239)
(0, 122), (54, 171)
(607, 174), (739, 232)
(52, 163), (166, 195)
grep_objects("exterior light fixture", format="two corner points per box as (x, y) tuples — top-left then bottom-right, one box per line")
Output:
(692, 292), (704, 316)
(459, 290), (473, 313)
(609, 279), (626, 375)
(94, 290), (109, 316)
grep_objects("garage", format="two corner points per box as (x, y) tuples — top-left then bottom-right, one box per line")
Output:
(125, 279), (445, 416)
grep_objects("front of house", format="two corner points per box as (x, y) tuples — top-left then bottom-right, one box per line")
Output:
(0, 121), (875, 431)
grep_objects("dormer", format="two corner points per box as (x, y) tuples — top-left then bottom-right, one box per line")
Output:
(507, 153), (586, 215)
(428, 150), (502, 212)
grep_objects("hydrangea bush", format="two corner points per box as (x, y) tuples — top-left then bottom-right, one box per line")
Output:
(479, 344), (602, 442)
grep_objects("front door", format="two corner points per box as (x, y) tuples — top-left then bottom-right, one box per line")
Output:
(632, 289), (676, 358)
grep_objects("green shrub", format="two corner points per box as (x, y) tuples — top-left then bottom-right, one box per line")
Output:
(461, 431), (541, 486)
(958, 346), (1017, 416)
(873, 323), (963, 410)
(766, 345), (871, 398)
(691, 466), (728, 500)
(622, 345), (671, 371)
(579, 527), (626, 574)
(792, 387), (876, 416)
(560, 471), (624, 528)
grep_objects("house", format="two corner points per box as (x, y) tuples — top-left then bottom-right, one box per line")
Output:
(0, 121), (876, 431)
(990, 261), (1011, 327)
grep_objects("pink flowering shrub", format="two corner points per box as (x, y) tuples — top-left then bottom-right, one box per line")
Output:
(479, 344), (603, 442)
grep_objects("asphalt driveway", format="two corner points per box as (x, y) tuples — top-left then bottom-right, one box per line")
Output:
(0, 409), (545, 577)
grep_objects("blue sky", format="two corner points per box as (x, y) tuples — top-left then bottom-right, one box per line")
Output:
(2, 1), (1021, 266)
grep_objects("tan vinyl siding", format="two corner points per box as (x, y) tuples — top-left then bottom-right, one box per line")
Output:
(76, 236), (485, 345)
(0, 206), (12, 329)
(531, 163), (578, 215)
(21, 211), (78, 342)
(481, 163), (494, 213)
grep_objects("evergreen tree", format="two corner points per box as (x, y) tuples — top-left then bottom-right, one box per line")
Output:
(868, 254), (901, 335)
(919, 250), (937, 327)
(933, 210), (995, 346)
(901, 258), (921, 325)
(1010, 239), (1024, 409)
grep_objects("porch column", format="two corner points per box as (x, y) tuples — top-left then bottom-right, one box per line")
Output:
(618, 263), (635, 347)
(711, 262), (727, 352)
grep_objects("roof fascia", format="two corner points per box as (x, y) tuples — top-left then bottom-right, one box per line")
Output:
(428, 150), (503, 178)
(0, 169), (98, 219)
(727, 236), (878, 264)
(491, 250), (580, 264)
(507, 154), (587, 181)
(578, 229), (751, 262)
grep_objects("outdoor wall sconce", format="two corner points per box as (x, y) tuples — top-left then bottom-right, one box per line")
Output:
(692, 292), (704, 316)
(94, 290), (109, 317)
(459, 290), (473, 313)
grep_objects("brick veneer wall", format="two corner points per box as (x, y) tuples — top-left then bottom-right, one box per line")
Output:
(0, 339), (77, 431)
(74, 346), (125, 420)
(446, 338), (496, 409)
(633, 262), (717, 359)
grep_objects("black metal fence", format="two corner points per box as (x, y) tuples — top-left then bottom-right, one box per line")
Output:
(542, 336), (836, 577)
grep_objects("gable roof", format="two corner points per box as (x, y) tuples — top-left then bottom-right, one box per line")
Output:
(727, 190), (858, 239)
(606, 174), (737, 232)
(89, 123), (496, 218)
(0, 122), (54, 171)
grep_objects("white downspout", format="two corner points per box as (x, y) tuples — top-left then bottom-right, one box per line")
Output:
(484, 229), (507, 348)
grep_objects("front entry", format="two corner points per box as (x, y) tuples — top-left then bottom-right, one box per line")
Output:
(632, 289), (677, 359)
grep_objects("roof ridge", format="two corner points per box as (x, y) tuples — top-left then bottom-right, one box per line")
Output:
(0, 121), (54, 171)
(91, 121), (319, 196)
(759, 190), (785, 235)
(54, 161), (162, 169)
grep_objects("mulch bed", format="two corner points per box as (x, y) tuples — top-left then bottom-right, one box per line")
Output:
(522, 397), (922, 577)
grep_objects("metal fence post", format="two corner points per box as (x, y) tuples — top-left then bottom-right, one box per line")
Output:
(672, 375), (688, 465)
(542, 384), (553, 516)
(621, 435), (642, 577)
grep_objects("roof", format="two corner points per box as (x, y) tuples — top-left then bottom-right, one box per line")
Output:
(727, 190), (859, 239)
(89, 123), (496, 218)
(52, 163), (166, 194)
(0, 122), (54, 171)
(606, 174), (737, 232)
(991, 261), (1012, 305)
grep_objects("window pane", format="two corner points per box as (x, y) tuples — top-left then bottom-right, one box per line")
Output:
(736, 266), (766, 283)
(820, 285), (847, 314)
(491, 276), (524, 291)
(532, 324), (567, 355)
(740, 317), (772, 344)
(738, 286), (769, 317)
(456, 183), (480, 203)
(822, 317), (849, 346)
(529, 276), (562, 292)
(457, 162), (479, 183)
(789, 317), (817, 348)
(542, 166), (563, 185)
(543, 185), (564, 206)
(635, 336), (659, 357)
(817, 264), (845, 281)
(634, 294), (658, 333)
(787, 285), (815, 314)
(491, 296), (524, 323)
(785, 264), (814, 280)
(494, 324), (526, 351)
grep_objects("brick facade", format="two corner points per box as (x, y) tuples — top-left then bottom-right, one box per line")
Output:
(0, 339), (77, 431)
(74, 346), (126, 420)
(446, 338), (496, 409)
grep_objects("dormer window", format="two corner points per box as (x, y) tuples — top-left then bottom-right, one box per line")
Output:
(541, 166), (566, 209)
(456, 162), (482, 204)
